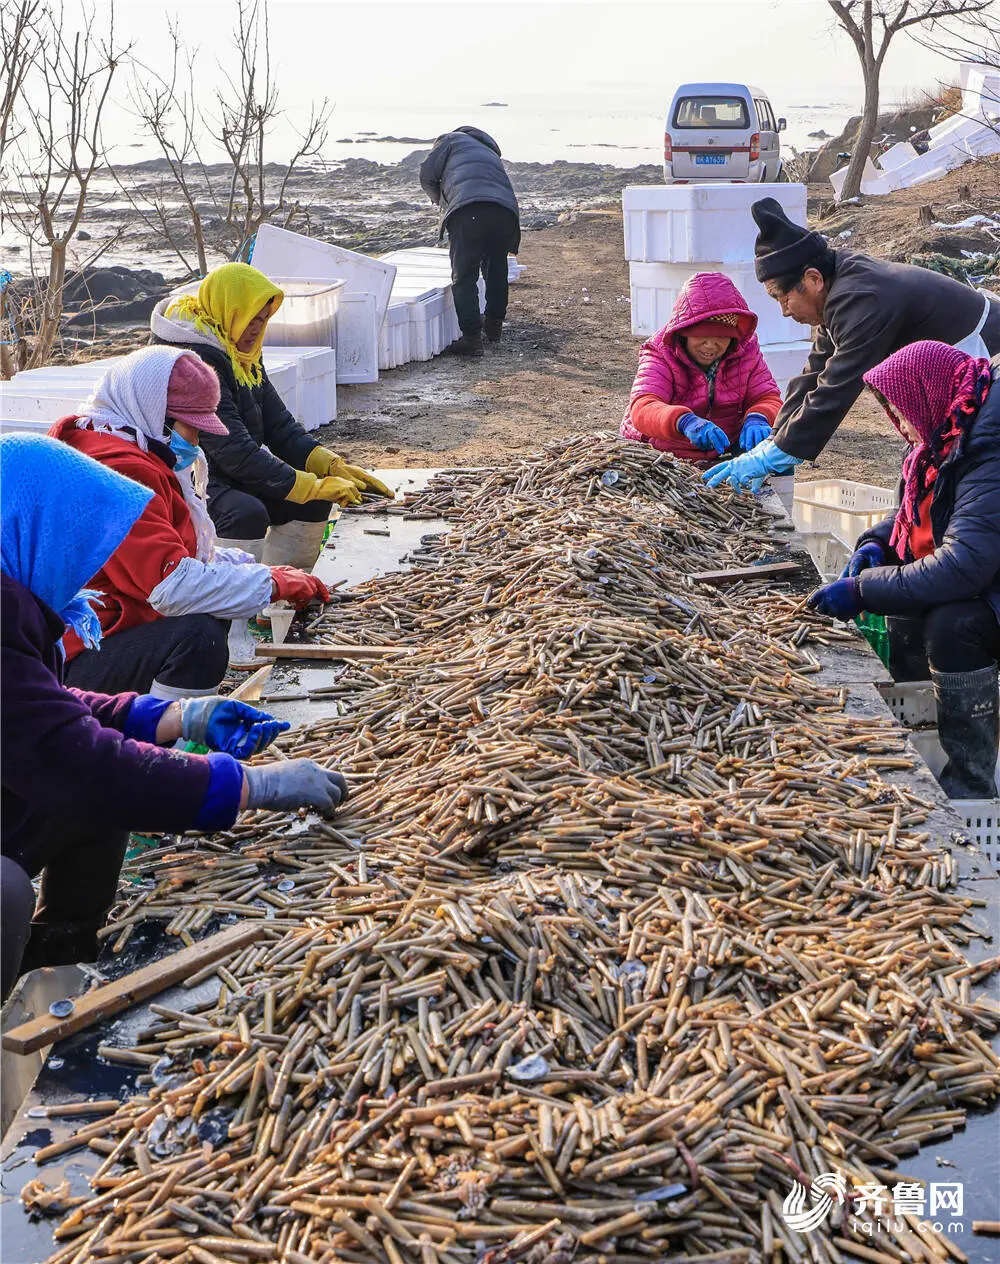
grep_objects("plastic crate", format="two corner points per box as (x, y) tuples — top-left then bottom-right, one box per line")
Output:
(797, 530), (851, 582)
(951, 801), (1000, 870)
(876, 680), (937, 728)
(792, 480), (897, 548)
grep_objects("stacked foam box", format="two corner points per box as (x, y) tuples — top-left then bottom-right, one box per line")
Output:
(622, 183), (812, 394)
(832, 60), (1000, 196)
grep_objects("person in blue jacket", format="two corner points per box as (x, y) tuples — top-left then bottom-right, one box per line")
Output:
(0, 435), (349, 1000)
(807, 342), (1000, 798)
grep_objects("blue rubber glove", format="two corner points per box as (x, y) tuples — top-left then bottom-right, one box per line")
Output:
(806, 577), (864, 622)
(243, 760), (349, 814)
(702, 438), (803, 492)
(739, 413), (773, 451)
(840, 541), (885, 578)
(180, 697), (290, 760)
(677, 412), (730, 456)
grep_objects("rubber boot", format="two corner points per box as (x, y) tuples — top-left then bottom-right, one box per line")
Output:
(483, 317), (503, 344)
(887, 616), (931, 683)
(932, 665), (1000, 798)
(445, 332), (484, 358)
(217, 536), (265, 669)
(262, 518), (328, 571)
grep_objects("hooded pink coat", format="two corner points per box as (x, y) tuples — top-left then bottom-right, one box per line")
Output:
(621, 272), (782, 463)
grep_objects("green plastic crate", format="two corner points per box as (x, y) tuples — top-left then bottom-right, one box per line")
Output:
(856, 612), (890, 668)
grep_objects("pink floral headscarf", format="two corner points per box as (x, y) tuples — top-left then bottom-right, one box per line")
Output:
(863, 341), (992, 556)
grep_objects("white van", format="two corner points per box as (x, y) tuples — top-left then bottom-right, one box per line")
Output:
(663, 82), (786, 184)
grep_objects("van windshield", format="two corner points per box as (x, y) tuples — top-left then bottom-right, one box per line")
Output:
(673, 96), (750, 129)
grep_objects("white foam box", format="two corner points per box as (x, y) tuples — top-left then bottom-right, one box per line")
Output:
(830, 157), (896, 199)
(253, 223), (396, 332)
(877, 142), (918, 174)
(622, 183), (807, 264)
(335, 292), (379, 384)
(759, 340), (812, 395)
(0, 364), (114, 423)
(260, 353), (299, 420)
(407, 290), (447, 361)
(378, 302), (412, 371)
(627, 260), (809, 344)
(261, 346), (336, 428)
(381, 246), (525, 284)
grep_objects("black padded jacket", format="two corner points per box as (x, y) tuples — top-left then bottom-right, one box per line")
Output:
(419, 127), (520, 230)
(856, 368), (1000, 621)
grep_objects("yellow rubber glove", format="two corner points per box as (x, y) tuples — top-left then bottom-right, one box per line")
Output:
(305, 447), (393, 498)
(285, 469), (362, 507)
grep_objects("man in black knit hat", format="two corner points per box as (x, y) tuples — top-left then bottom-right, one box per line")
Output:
(705, 197), (1000, 491)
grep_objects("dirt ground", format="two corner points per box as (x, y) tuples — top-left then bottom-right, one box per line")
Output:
(324, 206), (910, 488)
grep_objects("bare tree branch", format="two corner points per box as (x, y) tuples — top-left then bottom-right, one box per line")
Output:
(828, 0), (992, 200)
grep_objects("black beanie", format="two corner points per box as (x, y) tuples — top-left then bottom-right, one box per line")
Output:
(752, 197), (828, 282)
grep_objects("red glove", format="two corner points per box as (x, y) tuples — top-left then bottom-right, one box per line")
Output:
(269, 567), (331, 609)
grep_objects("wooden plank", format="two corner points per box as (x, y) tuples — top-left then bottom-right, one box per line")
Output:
(228, 663), (274, 703)
(255, 644), (408, 661)
(688, 561), (803, 586)
(1, 923), (263, 1055)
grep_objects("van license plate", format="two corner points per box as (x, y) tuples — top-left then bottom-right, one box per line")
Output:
(695, 154), (726, 165)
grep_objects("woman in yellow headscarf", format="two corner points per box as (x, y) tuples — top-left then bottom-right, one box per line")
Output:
(151, 262), (391, 588)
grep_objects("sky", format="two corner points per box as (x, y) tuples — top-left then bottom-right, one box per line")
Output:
(97, 0), (971, 110)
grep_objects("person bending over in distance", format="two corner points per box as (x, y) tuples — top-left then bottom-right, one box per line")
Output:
(621, 271), (781, 467)
(808, 341), (1000, 798)
(51, 347), (328, 698)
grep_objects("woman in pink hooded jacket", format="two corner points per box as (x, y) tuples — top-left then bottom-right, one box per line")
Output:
(621, 272), (782, 463)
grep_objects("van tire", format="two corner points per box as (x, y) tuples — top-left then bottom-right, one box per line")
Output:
(776, 163), (790, 183)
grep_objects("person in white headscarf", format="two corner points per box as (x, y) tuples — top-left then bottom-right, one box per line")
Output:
(49, 347), (329, 699)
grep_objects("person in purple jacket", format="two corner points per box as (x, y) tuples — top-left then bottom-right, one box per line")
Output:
(1, 435), (350, 1000)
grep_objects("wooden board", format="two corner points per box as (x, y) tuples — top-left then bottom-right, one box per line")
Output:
(1, 923), (263, 1055)
(255, 644), (408, 661)
(688, 561), (802, 586)
(228, 663), (274, 702)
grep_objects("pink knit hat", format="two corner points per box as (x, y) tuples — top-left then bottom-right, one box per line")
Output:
(165, 353), (228, 435)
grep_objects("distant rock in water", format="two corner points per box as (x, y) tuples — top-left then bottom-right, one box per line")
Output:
(482, 102), (508, 107)
(809, 130), (831, 139)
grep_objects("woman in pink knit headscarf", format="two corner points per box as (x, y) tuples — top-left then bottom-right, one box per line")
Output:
(808, 340), (1000, 798)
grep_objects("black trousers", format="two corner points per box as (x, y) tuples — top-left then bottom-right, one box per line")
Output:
(65, 614), (230, 695)
(447, 202), (520, 336)
(888, 599), (1000, 679)
(1, 856), (35, 1002)
(1, 816), (128, 999)
(208, 481), (330, 541)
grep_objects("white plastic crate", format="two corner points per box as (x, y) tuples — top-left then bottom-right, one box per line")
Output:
(253, 224), (396, 331)
(797, 530), (851, 582)
(335, 292), (379, 384)
(951, 801), (1000, 870)
(627, 259), (809, 345)
(876, 680), (937, 729)
(261, 278), (345, 349)
(622, 183), (807, 265)
(792, 479), (897, 549)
